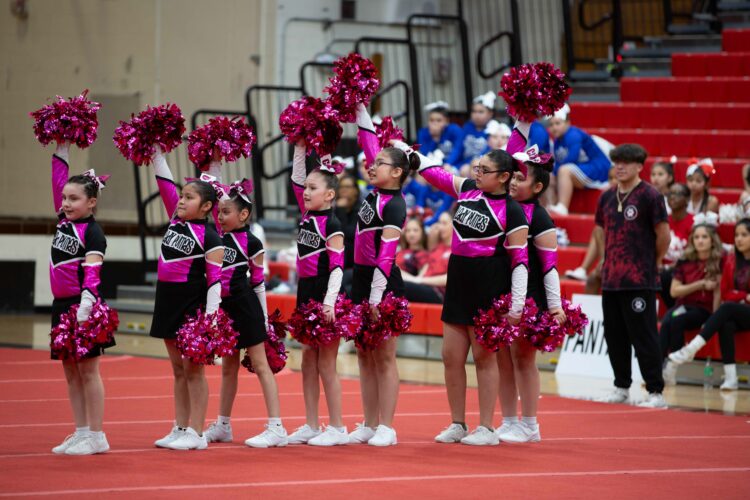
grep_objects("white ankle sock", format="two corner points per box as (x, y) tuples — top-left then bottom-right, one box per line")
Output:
(218, 415), (231, 426)
(268, 418), (282, 427)
(521, 416), (538, 427)
(503, 417), (519, 425)
(75, 426), (90, 435)
(688, 335), (707, 351)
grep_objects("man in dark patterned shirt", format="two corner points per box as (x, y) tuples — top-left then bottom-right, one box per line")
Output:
(594, 144), (671, 408)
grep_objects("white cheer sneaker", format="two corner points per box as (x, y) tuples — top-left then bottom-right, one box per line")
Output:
(498, 422), (541, 443)
(154, 426), (184, 448)
(287, 424), (321, 444)
(308, 425), (349, 446)
(204, 421), (233, 443)
(596, 387), (630, 404)
(434, 423), (467, 443)
(52, 433), (89, 454)
(166, 427), (208, 450)
(348, 422), (376, 444)
(368, 425), (397, 446)
(245, 424), (288, 448)
(65, 433), (110, 455)
(460, 426), (499, 446)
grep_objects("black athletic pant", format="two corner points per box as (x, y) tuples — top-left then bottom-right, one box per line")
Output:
(659, 305), (711, 358)
(699, 302), (750, 364)
(659, 268), (676, 310)
(602, 290), (664, 393)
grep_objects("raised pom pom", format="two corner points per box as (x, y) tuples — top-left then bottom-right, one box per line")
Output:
(187, 116), (256, 171)
(50, 299), (119, 361)
(523, 299), (589, 352)
(175, 309), (239, 365)
(288, 294), (365, 347)
(498, 62), (571, 121)
(355, 293), (412, 351)
(113, 103), (185, 166)
(30, 89), (101, 149)
(376, 116), (405, 149)
(323, 53), (380, 123)
(279, 96), (342, 157)
(242, 309), (288, 374)
(533, 62), (573, 117)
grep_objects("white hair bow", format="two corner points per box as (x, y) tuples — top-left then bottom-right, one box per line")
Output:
(692, 211), (719, 228)
(473, 91), (496, 109)
(424, 101), (449, 112)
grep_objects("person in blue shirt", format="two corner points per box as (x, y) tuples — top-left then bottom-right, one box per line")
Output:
(416, 101), (463, 159)
(445, 91), (496, 171)
(528, 120), (552, 155)
(546, 104), (612, 215)
(402, 172), (455, 228)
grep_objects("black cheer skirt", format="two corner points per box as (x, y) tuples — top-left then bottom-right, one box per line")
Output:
(351, 264), (405, 304)
(441, 254), (511, 326)
(50, 295), (116, 360)
(149, 281), (206, 340)
(222, 292), (268, 349)
(297, 275), (332, 306)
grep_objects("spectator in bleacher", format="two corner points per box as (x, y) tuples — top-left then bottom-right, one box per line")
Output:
(649, 158), (676, 215)
(660, 183), (694, 309)
(457, 120), (511, 178)
(595, 143), (670, 408)
(445, 91), (496, 172)
(396, 217), (428, 277)
(334, 172), (361, 297)
(739, 163), (750, 215)
(686, 158), (719, 215)
(527, 120), (553, 155)
(546, 104), (612, 216)
(402, 171), (456, 228)
(660, 214), (724, 385)
(417, 101), (463, 159)
(402, 211), (452, 304)
(670, 218), (750, 391)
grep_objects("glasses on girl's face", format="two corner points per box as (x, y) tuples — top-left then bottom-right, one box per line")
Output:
(472, 164), (500, 176)
(374, 159), (395, 168)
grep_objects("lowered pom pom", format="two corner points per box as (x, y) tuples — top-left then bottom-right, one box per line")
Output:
(175, 309), (238, 365)
(533, 62), (572, 117)
(287, 294), (365, 347)
(324, 53), (380, 123)
(30, 89), (101, 148)
(279, 97), (342, 157)
(187, 116), (256, 171)
(376, 116), (405, 149)
(113, 103), (185, 166)
(50, 299), (118, 361)
(242, 309), (288, 374)
(523, 299), (589, 352)
(355, 293), (412, 351)
(472, 294), (534, 351)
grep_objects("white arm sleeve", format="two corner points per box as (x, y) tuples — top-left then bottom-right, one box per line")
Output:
(55, 143), (70, 163)
(205, 262), (222, 315)
(323, 267), (343, 307)
(152, 147), (173, 181)
(509, 265), (529, 318)
(76, 289), (96, 323)
(543, 269), (562, 310)
(291, 144), (307, 186)
(253, 282), (268, 322)
(369, 267), (388, 305)
(514, 120), (531, 140)
(356, 103), (376, 132)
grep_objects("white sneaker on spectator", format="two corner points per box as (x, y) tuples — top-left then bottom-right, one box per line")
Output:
(662, 361), (678, 386)
(638, 392), (668, 409)
(494, 421), (516, 440)
(549, 203), (569, 216)
(564, 267), (588, 281)
(154, 426), (183, 448)
(498, 422), (541, 443)
(204, 421), (233, 443)
(460, 426), (499, 446)
(287, 424), (321, 445)
(245, 424), (288, 448)
(166, 427), (208, 450)
(596, 387), (629, 404)
(668, 336), (706, 365)
(368, 425), (397, 446)
(308, 425), (349, 446)
(52, 433), (88, 454)
(434, 423), (467, 443)
(348, 422), (376, 444)
(720, 364), (738, 391)
(65, 433), (110, 455)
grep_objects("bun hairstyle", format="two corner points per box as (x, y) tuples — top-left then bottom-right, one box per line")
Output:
(229, 193), (253, 215)
(527, 158), (554, 195)
(66, 174), (100, 199)
(184, 179), (218, 211)
(381, 146), (421, 187)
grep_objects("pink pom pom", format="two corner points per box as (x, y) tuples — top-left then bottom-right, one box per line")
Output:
(376, 116), (405, 149)
(473, 294), (533, 351)
(522, 299), (589, 352)
(533, 62), (573, 117)
(30, 89), (101, 149)
(323, 53), (380, 123)
(176, 309), (239, 365)
(287, 294), (365, 347)
(279, 97), (343, 157)
(242, 309), (288, 374)
(113, 103), (185, 166)
(50, 299), (119, 361)
(355, 293), (412, 351)
(187, 116), (256, 171)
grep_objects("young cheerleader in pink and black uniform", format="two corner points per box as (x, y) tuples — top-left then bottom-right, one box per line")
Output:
(285, 144), (349, 446)
(347, 104), (417, 447)
(400, 124), (530, 446)
(48, 142), (114, 456)
(202, 177), (288, 448)
(497, 137), (565, 444)
(149, 148), (224, 451)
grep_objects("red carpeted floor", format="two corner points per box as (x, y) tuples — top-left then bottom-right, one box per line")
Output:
(0, 347), (748, 499)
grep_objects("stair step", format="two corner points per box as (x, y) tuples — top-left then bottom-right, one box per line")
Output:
(644, 34), (722, 48)
(620, 45), (721, 58)
(622, 69), (672, 77)
(612, 57), (671, 71)
(667, 23), (714, 35)
(718, 1), (750, 11)
(569, 70), (613, 82)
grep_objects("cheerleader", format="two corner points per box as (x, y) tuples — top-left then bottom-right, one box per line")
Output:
(497, 137), (565, 444)
(400, 124), (530, 446)
(48, 141), (114, 455)
(202, 177), (288, 448)
(286, 143), (348, 446)
(348, 104), (417, 446)
(149, 148), (224, 450)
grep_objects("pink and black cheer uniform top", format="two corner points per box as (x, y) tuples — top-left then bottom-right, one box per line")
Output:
(50, 154), (107, 302)
(520, 201), (560, 311)
(220, 227), (265, 298)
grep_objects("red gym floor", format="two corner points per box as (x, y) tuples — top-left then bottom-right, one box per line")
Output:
(0, 347), (749, 499)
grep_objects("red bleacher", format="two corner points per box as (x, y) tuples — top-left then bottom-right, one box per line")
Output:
(620, 76), (750, 103)
(722, 28), (750, 52)
(672, 52), (750, 77)
(586, 127), (750, 158)
(572, 102), (750, 130)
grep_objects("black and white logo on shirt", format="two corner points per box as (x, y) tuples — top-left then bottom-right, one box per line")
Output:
(52, 231), (80, 255)
(223, 247), (237, 264)
(454, 205), (490, 232)
(358, 202), (375, 225)
(624, 205), (638, 221)
(631, 297), (646, 313)
(297, 228), (322, 249)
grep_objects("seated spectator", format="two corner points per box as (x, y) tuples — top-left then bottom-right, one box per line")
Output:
(486, 120), (512, 151)
(445, 91), (496, 171)
(740, 163), (750, 215)
(417, 101), (463, 159)
(546, 104), (612, 215)
(403, 211), (452, 303)
(396, 217), (428, 277)
(335, 172), (361, 296)
(649, 158), (676, 215)
(528, 120), (553, 155)
(660, 183), (694, 309)
(669, 218), (750, 391)
(660, 214), (724, 385)
(686, 158), (720, 215)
